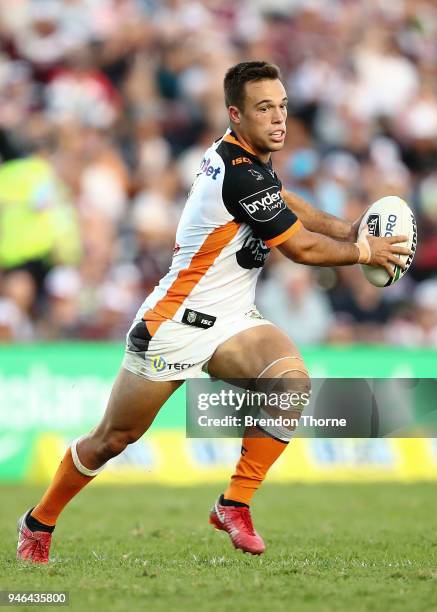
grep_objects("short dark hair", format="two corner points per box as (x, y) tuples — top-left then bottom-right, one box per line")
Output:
(224, 61), (282, 110)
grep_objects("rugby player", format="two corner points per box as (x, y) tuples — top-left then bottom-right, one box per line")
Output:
(17, 61), (411, 561)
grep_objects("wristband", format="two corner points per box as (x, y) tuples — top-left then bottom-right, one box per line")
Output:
(355, 239), (371, 264)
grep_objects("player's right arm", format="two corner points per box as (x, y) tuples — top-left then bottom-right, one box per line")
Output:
(218, 155), (412, 278)
(278, 225), (412, 278)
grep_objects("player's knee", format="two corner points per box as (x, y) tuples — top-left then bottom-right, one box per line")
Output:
(281, 369), (311, 397)
(97, 429), (139, 461)
(260, 357), (310, 396)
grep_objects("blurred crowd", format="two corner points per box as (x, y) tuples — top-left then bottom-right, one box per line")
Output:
(0, 0), (436, 346)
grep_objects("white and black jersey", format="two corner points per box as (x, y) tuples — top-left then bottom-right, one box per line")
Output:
(136, 128), (302, 327)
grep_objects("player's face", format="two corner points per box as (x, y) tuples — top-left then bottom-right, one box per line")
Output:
(231, 79), (288, 157)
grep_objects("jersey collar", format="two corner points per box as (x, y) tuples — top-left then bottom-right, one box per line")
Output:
(223, 129), (274, 173)
(222, 129), (258, 158)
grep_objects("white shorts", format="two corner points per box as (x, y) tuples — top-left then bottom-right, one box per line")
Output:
(122, 307), (272, 381)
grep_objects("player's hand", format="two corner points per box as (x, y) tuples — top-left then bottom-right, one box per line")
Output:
(347, 205), (371, 242)
(356, 228), (413, 278)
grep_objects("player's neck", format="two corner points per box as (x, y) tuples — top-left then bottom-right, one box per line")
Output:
(231, 129), (271, 164)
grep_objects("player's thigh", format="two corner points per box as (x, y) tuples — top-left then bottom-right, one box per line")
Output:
(207, 323), (308, 380)
(93, 368), (183, 439)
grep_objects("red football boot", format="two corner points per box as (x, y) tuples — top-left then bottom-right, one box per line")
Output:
(17, 510), (53, 564)
(209, 495), (265, 555)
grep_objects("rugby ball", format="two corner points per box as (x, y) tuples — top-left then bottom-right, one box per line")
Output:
(358, 196), (417, 287)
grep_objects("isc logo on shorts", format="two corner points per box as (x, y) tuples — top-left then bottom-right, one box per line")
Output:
(239, 187), (285, 222)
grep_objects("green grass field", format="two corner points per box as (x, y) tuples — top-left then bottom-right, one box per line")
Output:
(1, 483), (437, 611)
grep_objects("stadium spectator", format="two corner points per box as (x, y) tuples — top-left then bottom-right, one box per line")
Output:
(256, 261), (334, 345)
(0, 153), (82, 292)
(0, 0), (435, 344)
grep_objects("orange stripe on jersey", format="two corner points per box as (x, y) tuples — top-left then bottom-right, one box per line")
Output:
(223, 133), (258, 157)
(143, 221), (240, 331)
(264, 219), (302, 248)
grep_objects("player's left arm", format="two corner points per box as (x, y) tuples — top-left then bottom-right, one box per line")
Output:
(281, 188), (366, 242)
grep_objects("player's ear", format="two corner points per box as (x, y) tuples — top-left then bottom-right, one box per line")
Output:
(228, 105), (241, 124)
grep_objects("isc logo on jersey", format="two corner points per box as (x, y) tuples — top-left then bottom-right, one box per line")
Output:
(239, 187), (286, 222)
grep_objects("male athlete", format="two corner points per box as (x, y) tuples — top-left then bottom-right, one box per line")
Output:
(17, 61), (410, 561)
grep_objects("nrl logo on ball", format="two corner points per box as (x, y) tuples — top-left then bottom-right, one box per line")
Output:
(366, 214), (380, 237)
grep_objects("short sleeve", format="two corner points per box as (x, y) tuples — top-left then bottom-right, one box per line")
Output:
(222, 167), (301, 247)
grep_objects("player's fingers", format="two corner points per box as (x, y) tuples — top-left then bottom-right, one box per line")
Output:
(387, 254), (407, 269)
(387, 234), (408, 244)
(382, 260), (395, 278)
(389, 245), (412, 256)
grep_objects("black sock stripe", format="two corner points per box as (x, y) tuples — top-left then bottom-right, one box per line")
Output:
(254, 423), (289, 444)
